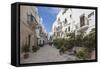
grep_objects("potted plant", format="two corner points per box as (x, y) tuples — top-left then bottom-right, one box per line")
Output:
(32, 46), (40, 52)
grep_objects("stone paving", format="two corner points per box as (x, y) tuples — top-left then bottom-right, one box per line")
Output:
(20, 44), (78, 64)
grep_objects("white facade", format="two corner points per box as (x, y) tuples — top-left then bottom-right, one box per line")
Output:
(52, 8), (95, 39)
(52, 8), (75, 39)
(72, 9), (95, 35)
(36, 18), (48, 46)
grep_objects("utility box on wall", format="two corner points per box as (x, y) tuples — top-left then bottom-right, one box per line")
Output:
(11, 2), (97, 67)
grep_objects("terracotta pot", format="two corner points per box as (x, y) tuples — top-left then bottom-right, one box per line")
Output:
(24, 53), (29, 59)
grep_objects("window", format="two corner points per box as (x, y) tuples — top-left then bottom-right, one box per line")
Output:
(75, 25), (78, 29)
(80, 14), (85, 27)
(64, 18), (67, 26)
(27, 13), (35, 25)
(65, 28), (67, 32)
(58, 18), (60, 22)
(70, 14), (72, 18)
(65, 18), (67, 23)
(68, 26), (70, 32)
(57, 32), (59, 36)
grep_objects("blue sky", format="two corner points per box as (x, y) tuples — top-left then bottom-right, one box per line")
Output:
(37, 6), (61, 33)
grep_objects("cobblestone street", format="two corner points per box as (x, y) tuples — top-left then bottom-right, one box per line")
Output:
(21, 44), (78, 64)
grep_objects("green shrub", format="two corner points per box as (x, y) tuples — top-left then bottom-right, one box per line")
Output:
(53, 29), (95, 56)
(75, 32), (84, 47)
(82, 30), (95, 53)
(53, 38), (65, 49)
(32, 46), (40, 52)
(76, 48), (89, 60)
(53, 32), (75, 50)
(64, 32), (75, 50)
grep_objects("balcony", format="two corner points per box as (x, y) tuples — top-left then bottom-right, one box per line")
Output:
(77, 25), (89, 32)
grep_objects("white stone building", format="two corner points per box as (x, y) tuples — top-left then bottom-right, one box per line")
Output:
(36, 17), (48, 46)
(52, 8), (75, 39)
(52, 8), (95, 39)
(72, 9), (95, 35)
(20, 6), (40, 53)
(20, 6), (48, 53)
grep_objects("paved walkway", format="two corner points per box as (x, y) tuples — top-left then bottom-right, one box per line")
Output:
(91, 50), (95, 59)
(20, 44), (77, 64)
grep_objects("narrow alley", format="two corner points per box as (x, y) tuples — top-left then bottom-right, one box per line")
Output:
(21, 44), (78, 63)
